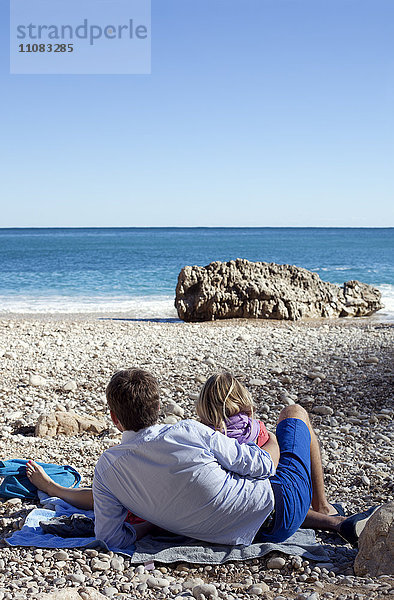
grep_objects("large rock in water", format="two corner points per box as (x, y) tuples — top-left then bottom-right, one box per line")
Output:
(175, 259), (382, 322)
(354, 502), (394, 577)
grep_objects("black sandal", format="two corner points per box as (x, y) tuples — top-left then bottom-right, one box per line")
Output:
(338, 506), (379, 546)
(331, 502), (345, 517)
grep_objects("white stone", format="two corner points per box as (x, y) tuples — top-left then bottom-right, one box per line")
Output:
(313, 405), (334, 416)
(163, 415), (179, 424)
(29, 373), (47, 387)
(267, 556), (286, 569)
(183, 578), (205, 590)
(307, 371), (326, 380)
(204, 357), (215, 366)
(102, 587), (118, 598)
(68, 573), (85, 583)
(365, 357), (379, 364)
(256, 347), (269, 356)
(284, 397), (295, 405)
(192, 583), (218, 599)
(110, 557), (124, 571)
(146, 576), (160, 588)
(41, 591), (86, 600)
(164, 401), (184, 417)
(249, 378), (265, 386)
(91, 558), (111, 571)
(248, 583), (269, 594)
(63, 380), (77, 391)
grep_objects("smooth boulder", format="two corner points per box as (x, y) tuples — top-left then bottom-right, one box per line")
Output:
(354, 502), (394, 577)
(35, 411), (105, 438)
(175, 259), (382, 322)
(41, 590), (108, 600)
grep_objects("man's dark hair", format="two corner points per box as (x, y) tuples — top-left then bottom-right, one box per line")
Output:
(106, 368), (160, 431)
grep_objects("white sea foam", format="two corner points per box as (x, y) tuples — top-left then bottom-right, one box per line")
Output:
(377, 284), (394, 321)
(0, 285), (393, 322)
(0, 295), (178, 318)
(313, 266), (353, 272)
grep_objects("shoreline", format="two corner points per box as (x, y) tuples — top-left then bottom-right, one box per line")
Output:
(0, 310), (393, 325)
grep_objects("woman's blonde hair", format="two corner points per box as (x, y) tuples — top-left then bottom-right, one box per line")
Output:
(196, 372), (254, 433)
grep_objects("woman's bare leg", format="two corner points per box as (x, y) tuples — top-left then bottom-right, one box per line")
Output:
(26, 460), (94, 510)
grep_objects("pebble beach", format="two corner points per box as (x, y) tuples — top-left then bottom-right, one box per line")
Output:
(0, 314), (393, 600)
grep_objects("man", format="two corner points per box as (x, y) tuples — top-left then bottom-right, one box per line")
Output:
(92, 368), (375, 548)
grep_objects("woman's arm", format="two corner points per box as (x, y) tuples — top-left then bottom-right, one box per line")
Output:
(210, 430), (276, 479)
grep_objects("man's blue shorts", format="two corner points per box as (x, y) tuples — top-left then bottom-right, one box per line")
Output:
(255, 417), (312, 543)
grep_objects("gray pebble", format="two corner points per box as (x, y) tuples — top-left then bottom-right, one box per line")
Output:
(313, 405), (334, 416)
(102, 586), (118, 598)
(249, 378), (265, 386)
(53, 551), (69, 561)
(63, 380), (77, 391)
(68, 573), (85, 584)
(91, 559), (111, 571)
(249, 583), (270, 594)
(110, 557), (123, 571)
(192, 583), (218, 599)
(267, 556), (286, 569)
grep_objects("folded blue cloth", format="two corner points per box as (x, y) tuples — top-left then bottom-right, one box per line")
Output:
(6, 496), (135, 556)
(40, 514), (95, 537)
(0, 459), (81, 500)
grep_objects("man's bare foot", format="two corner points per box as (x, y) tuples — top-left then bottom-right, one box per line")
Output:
(328, 514), (347, 531)
(26, 460), (53, 494)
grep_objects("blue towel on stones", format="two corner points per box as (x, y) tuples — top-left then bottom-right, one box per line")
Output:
(129, 529), (330, 564)
(6, 497), (133, 556)
(6, 495), (330, 563)
(0, 459), (81, 500)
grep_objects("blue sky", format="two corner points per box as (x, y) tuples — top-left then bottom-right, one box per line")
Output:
(1, 0), (393, 227)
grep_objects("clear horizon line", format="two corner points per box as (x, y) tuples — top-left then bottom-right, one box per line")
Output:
(0, 226), (393, 230)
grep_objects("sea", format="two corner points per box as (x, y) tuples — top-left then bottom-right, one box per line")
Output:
(0, 228), (393, 321)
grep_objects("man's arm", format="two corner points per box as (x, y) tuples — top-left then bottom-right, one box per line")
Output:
(92, 473), (136, 549)
(209, 429), (276, 479)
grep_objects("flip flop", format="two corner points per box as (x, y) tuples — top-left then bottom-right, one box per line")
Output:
(338, 506), (379, 546)
(331, 502), (346, 517)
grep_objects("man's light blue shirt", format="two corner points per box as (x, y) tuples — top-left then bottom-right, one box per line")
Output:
(93, 419), (275, 548)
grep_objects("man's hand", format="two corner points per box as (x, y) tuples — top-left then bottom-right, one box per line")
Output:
(261, 431), (280, 469)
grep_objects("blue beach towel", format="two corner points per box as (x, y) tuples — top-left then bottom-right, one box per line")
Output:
(6, 495), (330, 563)
(0, 459), (81, 500)
(6, 496), (135, 556)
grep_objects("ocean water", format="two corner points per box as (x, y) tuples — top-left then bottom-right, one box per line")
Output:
(0, 228), (393, 320)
